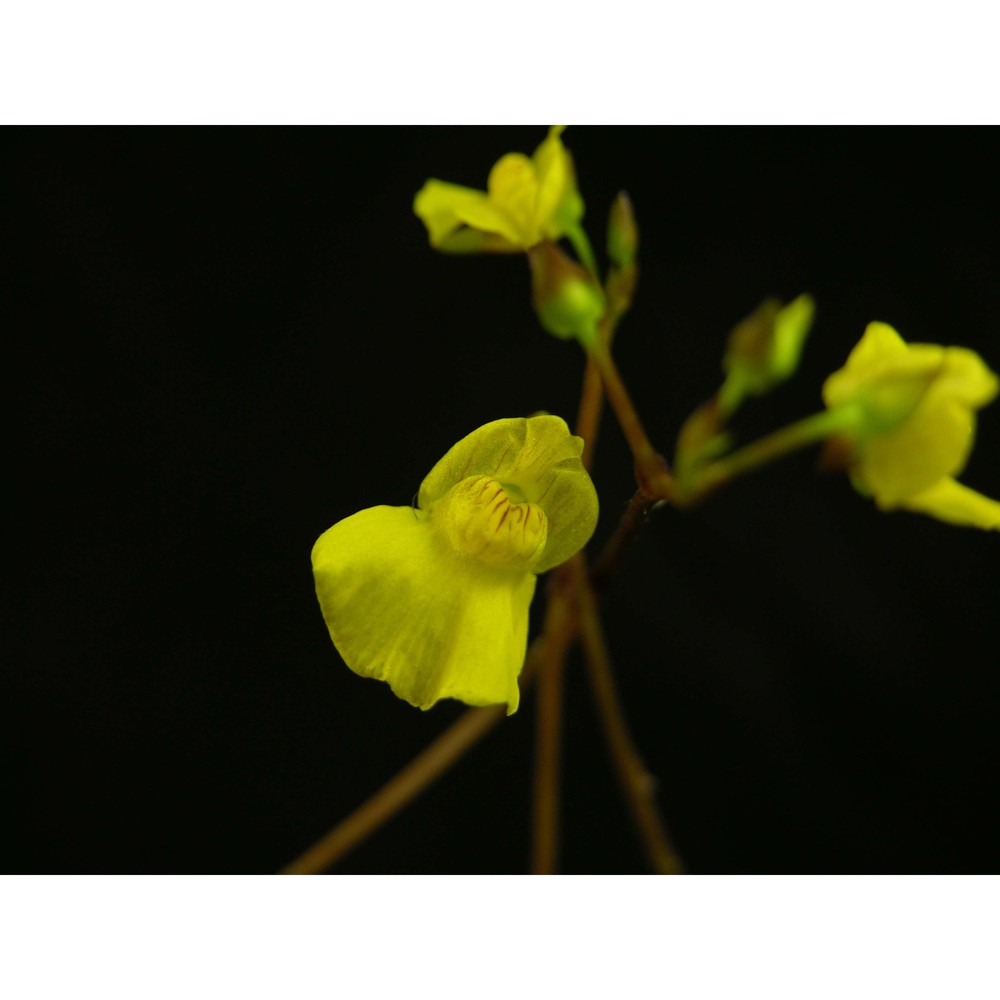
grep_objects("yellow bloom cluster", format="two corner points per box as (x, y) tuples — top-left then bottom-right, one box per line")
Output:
(312, 416), (598, 713)
(413, 127), (583, 253)
(824, 322), (1000, 530)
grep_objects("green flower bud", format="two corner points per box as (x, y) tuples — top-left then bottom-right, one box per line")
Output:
(528, 241), (605, 348)
(606, 191), (639, 270)
(721, 294), (815, 412)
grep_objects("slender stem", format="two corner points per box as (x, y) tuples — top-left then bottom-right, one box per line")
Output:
(589, 342), (674, 500)
(577, 577), (684, 874)
(529, 339), (609, 872)
(590, 489), (656, 597)
(575, 354), (604, 470)
(678, 405), (860, 505)
(576, 264), (634, 470)
(530, 335), (614, 871)
(280, 705), (505, 874)
(532, 667), (563, 872)
(565, 222), (599, 280)
(281, 640), (545, 875)
(531, 568), (576, 874)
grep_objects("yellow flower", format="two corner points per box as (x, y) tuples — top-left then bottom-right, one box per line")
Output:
(413, 127), (584, 253)
(823, 321), (1000, 530)
(312, 416), (598, 713)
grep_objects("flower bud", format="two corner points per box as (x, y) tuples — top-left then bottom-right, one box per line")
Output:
(606, 191), (639, 270)
(528, 241), (605, 348)
(721, 294), (815, 411)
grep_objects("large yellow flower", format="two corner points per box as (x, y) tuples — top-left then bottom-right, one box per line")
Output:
(413, 127), (584, 253)
(312, 416), (598, 713)
(823, 322), (1000, 529)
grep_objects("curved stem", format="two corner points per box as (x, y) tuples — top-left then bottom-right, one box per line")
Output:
(588, 341), (674, 500)
(577, 577), (684, 874)
(575, 354), (604, 470)
(565, 222), (599, 280)
(575, 265), (633, 469)
(280, 641), (546, 875)
(590, 489), (656, 597)
(677, 405), (861, 505)
(531, 567), (577, 874)
(529, 346), (609, 871)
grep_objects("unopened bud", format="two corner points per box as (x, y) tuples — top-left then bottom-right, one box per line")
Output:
(528, 241), (605, 348)
(721, 293), (815, 411)
(606, 191), (639, 270)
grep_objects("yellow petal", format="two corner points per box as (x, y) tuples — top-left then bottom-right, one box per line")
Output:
(863, 397), (975, 504)
(823, 324), (942, 412)
(485, 152), (539, 245)
(312, 506), (534, 713)
(418, 415), (598, 573)
(842, 321), (908, 371)
(531, 128), (571, 237)
(412, 129), (585, 253)
(896, 477), (1000, 530)
(434, 228), (522, 254)
(930, 346), (999, 409)
(413, 179), (494, 247)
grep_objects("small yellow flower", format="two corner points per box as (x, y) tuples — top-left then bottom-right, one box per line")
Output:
(312, 416), (598, 713)
(413, 127), (584, 253)
(823, 321), (1000, 530)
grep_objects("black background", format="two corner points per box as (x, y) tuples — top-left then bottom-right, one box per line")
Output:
(6, 127), (1000, 873)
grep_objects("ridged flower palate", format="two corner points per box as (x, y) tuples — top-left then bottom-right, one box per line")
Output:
(413, 127), (583, 254)
(312, 416), (599, 713)
(823, 322), (1000, 530)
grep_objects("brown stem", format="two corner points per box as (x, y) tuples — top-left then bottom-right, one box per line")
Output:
(575, 354), (604, 470)
(280, 705), (505, 875)
(589, 343), (674, 500)
(530, 564), (578, 874)
(528, 341), (609, 872)
(280, 640), (545, 875)
(577, 578), (684, 874)
(590, 489), (656, 596)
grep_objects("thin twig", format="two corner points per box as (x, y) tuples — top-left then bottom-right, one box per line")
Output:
(528, 341), (608, 873)
(589, 343), (674, 500)
(590, 489), (656, 597)
(676, 406), (860, 506)
(575, 354), (604, 469)
(280, 640), (546, 875)
(577, 577), (684, 874)
(280, 706), (506, 874)
(530, 564), (578, 874)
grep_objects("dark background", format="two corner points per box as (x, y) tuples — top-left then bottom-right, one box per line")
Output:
(6, 127), (1000, 873)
